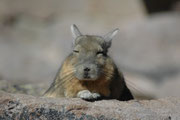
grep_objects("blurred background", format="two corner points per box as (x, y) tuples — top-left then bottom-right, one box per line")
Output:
(0, 0), (180, 99)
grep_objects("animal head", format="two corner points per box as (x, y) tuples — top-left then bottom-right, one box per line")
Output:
(70, 24), (119, 81)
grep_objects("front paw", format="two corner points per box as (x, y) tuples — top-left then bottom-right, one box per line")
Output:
(77, 90), (100, 100)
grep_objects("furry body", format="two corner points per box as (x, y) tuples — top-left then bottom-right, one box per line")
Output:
(44, 25), (133, 101)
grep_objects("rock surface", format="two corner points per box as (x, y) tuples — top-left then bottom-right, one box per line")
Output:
(0, 80), (48, 96)
(0, 91), (180, 120)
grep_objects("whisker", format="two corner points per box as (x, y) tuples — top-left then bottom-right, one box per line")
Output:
(49, 74), (75, 93)
(57, 73), (74, 86)
(60, 71), (75, 78)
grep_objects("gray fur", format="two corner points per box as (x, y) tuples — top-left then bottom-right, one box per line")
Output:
(103, 28), (119, 48)
(71, 24), (82, 44)
(73, 35), (108, 81)
(44, 25), (133, 101)
(71, 25), (119, 81)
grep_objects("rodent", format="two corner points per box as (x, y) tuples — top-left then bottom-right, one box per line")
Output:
(44, 24), (134, 101)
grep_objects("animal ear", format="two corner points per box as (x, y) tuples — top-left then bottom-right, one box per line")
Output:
(71, 24), (82, 39)
(103, 28), (119, 48)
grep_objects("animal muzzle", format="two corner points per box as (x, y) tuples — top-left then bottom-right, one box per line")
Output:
(75, 64), (99, 80)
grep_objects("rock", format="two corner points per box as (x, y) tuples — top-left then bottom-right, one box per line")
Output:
(113, 12), (180, 79)
(0, 80), (48, 96)
(0, 91), (180, 120)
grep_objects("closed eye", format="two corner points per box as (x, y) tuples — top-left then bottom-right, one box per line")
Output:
(73, 50), (79, 53)
(96, 51), (104, 55)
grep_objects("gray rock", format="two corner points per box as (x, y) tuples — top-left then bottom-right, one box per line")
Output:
(0, 80), (48, 96)
(113, 12), (180, 80)
(0, 91), (180, 120)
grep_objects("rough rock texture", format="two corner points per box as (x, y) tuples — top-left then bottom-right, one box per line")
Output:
(0, 80), (48, 96)
(0, 91), (180, 120)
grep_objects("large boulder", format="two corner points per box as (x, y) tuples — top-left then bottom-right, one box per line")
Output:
(0, 91), (180, 120)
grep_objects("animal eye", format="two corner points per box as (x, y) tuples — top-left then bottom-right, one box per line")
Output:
(96, 51), (104, 55)
(73, 50), (79, 53)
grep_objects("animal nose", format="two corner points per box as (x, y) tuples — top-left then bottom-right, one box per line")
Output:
(84, 67), (90, 72)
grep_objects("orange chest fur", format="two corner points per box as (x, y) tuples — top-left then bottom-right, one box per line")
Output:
(60, 56), (114, 98)
(63, 76), (111, 97)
